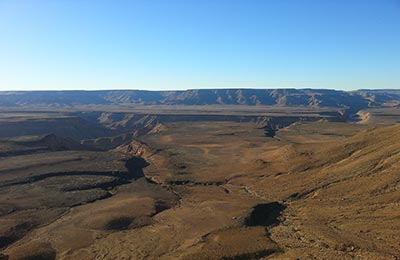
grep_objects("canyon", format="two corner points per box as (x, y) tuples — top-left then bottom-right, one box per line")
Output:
(0, 89), (399, 260)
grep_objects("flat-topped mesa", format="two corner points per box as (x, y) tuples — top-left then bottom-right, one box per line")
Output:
(1, 89), (399, 108)
(0, 114), (112, 140)
(25, 134), (88, 151)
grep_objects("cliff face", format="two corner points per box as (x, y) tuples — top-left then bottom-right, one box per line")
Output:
(1, 89), (399, 108)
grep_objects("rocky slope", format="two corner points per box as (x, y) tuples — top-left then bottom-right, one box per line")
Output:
(0, 117), (399, 259)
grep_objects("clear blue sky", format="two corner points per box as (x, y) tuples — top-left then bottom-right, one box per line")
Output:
(0, 0), (399, 91)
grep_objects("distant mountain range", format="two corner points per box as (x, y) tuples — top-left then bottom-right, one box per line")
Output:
(0, 89), (399, 110)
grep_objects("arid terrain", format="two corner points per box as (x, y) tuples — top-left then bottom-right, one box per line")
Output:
(0, 89), (399, 260)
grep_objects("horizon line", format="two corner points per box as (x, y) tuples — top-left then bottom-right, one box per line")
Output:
(0, 87), (398, 92)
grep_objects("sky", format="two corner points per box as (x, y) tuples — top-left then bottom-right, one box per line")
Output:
(0, 0), (399, 91)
